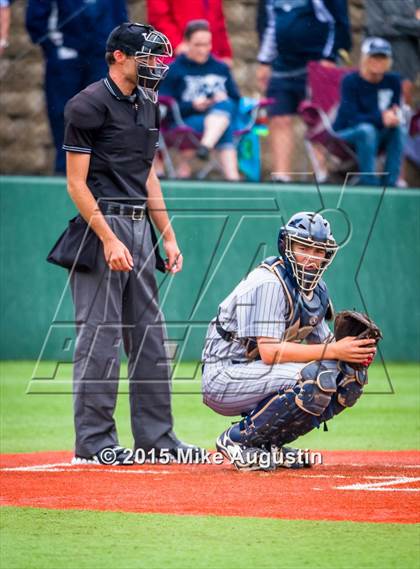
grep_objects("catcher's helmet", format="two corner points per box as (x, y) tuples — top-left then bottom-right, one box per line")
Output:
(278, 212), (338, 293)
(106, 22), (172, 102)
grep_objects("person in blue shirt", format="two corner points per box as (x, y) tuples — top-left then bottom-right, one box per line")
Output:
(256, 0), (352, 183)
(159, 19), (241, 180)
(333, 37), (404, 187)
(26, 0), (128, 174)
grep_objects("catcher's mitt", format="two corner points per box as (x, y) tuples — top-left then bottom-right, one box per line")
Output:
(334, 310), (382, 342)
(334, 310), (382, 369)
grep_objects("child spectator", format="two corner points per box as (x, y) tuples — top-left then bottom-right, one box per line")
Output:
(160, 19), (240, 180)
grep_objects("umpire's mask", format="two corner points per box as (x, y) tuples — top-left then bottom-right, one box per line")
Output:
(106, 23), (173, 103)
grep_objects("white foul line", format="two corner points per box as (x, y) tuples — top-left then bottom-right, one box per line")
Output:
(1, 463), (73, 471)
(336, 476), (420, 492)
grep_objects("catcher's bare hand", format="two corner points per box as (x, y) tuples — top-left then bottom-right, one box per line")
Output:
(103, 237), (133, 272)
(330, 336), (376, 364)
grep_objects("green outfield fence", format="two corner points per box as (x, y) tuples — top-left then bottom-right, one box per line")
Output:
(0, 176), (419, 362)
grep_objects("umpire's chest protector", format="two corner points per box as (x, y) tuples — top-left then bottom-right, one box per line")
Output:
(260, 256), (333, 342)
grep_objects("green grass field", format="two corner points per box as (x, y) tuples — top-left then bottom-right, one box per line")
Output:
(1, 361), (419, 569)
(1, 361), (419, 452)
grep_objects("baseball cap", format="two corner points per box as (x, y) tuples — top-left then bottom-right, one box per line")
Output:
(361, 37), (392, 57)
(106, 22), (154, 55)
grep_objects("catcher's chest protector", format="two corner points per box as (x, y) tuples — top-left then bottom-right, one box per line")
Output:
(260, 257), (332, 342)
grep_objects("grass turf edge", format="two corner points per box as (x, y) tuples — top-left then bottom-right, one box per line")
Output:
(1, 507), (419, 569)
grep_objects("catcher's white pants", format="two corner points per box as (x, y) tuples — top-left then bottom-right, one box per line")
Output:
(202, 359), (339, 416)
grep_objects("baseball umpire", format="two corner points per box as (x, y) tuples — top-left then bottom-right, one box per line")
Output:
(201, 212), (381, 470)
(61, 22), (202, 464)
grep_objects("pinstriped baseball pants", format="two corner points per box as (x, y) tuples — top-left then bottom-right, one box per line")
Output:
(202, 359), (339, 416)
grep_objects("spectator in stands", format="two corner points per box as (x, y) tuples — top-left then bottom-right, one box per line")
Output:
(333, 38), (404, 187)
(256, 0), (352, 183)
(160, 19), (240, 181)
(366, 0), (420, 107)
(146, 0), (232, 66)
(26, 0), (128, 174)
(0, 0), (11, 56)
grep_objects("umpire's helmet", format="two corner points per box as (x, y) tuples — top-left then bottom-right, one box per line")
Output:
(278, 212), (338, 293)
(106, 22), (172, 102)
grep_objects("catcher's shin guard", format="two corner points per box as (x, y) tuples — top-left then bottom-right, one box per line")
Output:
(319, 362), (368, 422)
(336, 362), (367, 407)
(239, 362), (340, 448)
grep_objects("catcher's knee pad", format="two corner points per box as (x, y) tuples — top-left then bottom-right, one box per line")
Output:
(295, 362), (338, 415)
(239, 390), (317, 448)
(239, 364), (339, 448)
(336, 363), (367, 408)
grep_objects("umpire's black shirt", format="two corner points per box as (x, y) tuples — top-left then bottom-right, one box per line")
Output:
(63, 75), (159, 204)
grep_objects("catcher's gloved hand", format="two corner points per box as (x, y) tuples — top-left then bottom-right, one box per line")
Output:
(334, 310), (382, 369)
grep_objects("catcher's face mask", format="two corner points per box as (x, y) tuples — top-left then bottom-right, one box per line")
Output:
(285, 235), (337, 293)
(279, 211), (338, 294)
(134, 30), (172, 102)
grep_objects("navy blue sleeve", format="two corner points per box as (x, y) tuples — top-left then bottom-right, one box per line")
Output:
(256, 0), (267, 44)
(25, 0), (56, 56)
(159, 61), (194, 118)
(115, 0), (128, 21)
(325, 0), (352, 56)
(223, 66), (240, 101)
(226, 73), (240, 101)
(390, 75), (402, 107)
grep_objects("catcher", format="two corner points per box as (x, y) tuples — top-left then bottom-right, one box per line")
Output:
(201, 211), (382, 471)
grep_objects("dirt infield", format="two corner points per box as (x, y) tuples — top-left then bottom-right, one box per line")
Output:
(1, 450), (419, 524)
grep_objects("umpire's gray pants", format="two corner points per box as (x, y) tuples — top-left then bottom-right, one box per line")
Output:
(70, 215), (177, 458)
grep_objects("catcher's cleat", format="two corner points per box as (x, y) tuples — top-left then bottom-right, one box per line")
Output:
(270, 445), (313, 469)
(216, 427), (276, 471)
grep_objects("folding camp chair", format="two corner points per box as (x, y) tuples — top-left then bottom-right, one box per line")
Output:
(158, 95), (273, 180)
(298, 61), (358, 181)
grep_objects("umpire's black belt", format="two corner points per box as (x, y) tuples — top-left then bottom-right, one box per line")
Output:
(101, 201), (146, 220)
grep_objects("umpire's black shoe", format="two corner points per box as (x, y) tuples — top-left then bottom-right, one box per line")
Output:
(216, 428), (276, 471)
(71, 446), (134, 466)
